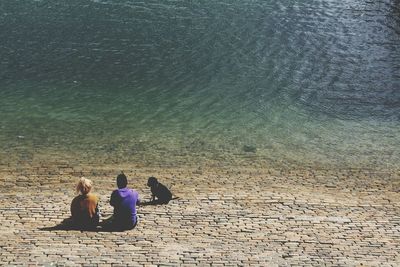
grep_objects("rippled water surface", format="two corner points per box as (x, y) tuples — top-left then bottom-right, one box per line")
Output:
(1, 0), (399, 168)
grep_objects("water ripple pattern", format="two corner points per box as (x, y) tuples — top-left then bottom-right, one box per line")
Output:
(0, 0), (399, 168)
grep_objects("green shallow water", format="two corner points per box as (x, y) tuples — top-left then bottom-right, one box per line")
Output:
(0, 0), (400, 169)
(1, 83), (399, 169)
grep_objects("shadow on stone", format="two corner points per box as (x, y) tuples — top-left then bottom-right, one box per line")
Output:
(38, 217), (133, 232)
(138, 197), (179, 206)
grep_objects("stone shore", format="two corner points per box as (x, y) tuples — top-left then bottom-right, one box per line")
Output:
(0, 162), (399, 266)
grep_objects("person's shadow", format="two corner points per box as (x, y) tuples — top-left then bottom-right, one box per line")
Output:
(38, 217), (125, 232)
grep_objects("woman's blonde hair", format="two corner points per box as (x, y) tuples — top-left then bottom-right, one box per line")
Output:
(76, 177), (93, 195)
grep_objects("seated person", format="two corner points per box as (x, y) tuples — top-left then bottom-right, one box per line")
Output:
(109, 173), (140, 230)
(147, 176), (172, 204)
(70, 177), (99, 229)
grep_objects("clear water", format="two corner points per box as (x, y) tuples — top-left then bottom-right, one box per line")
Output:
(1, 0), (399, 169)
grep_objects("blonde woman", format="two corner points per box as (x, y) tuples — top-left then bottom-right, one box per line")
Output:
(70, 177), (100, 229)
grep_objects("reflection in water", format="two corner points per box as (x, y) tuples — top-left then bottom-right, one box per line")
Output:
(0, 0), (399, 169)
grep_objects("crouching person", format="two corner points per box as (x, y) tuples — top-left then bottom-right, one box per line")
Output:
(109, 173), (140, 231)
(70, 177), (100, 230)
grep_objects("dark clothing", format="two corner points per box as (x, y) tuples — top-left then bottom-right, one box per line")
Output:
(110, 187), (139, 230)
(70, 194), (99, 229)
(151, 182), (172, 204)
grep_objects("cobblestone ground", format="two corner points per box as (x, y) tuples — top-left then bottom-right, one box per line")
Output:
(0, 162), (399, 266)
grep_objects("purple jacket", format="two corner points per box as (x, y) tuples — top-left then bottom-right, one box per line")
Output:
(110, 188), (139, 227)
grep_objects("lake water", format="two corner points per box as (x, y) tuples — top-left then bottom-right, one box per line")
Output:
(1, 0), (399, 169)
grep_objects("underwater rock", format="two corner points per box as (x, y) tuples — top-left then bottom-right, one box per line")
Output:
(243, 145), (256, 153)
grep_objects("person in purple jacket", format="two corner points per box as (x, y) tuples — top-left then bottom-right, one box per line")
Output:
(109, 172), (140, 230)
